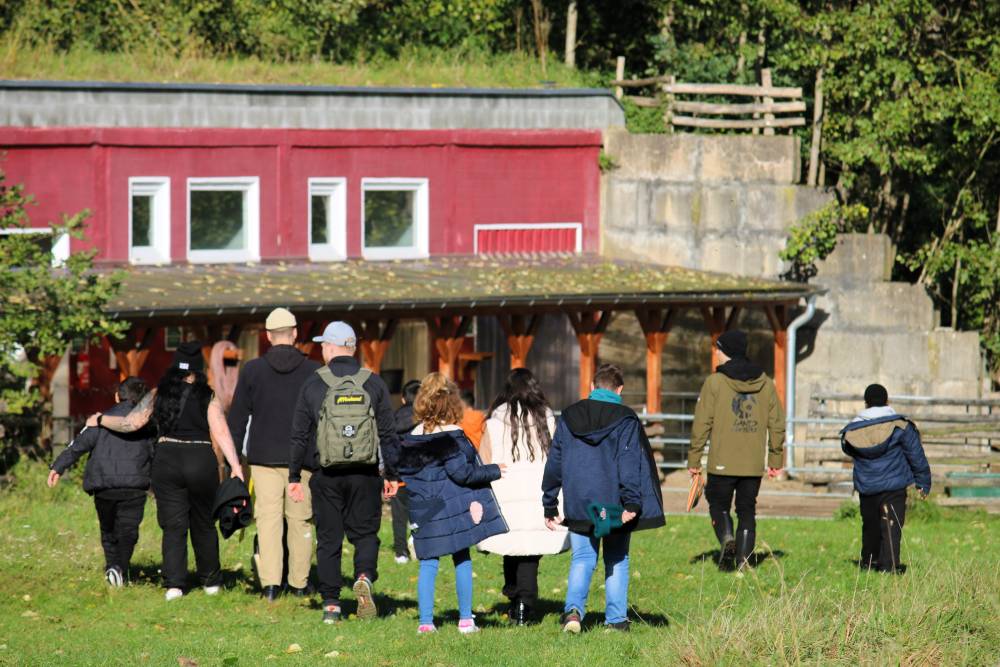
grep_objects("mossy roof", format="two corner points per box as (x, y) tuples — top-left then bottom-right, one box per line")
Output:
(104, 254), (818, 323)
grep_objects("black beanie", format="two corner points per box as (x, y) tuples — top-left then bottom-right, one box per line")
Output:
(716, 330), (748, 359)
(864, 384), (888, 408)
(172, 340), (204, 373)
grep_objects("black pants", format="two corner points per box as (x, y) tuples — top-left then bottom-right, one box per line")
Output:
(310, 469), (383, 604)
(151, 443), (221, 589)
(705, 474), (762, 535)
(390, 485), (410, 557)
(93, 494), (146, 576)
(859, 488), (907, 570)
(502, 555), (541, 606)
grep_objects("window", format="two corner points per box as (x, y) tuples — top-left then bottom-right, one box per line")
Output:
(0, 228), (70, 267)
(308, 178), (347, 261)
(129, 177), (170, 264)
(164, 326), (185, 351)
(361, 178), (429, 260)
(187, 178), (260, 263)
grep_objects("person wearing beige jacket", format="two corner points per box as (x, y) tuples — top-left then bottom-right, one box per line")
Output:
(479, 368), (569, 625)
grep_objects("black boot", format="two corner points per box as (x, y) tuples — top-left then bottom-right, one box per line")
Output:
(735, 528), (756, 571)
(711, 511), (735, 568)
(511, 600), (531, 626)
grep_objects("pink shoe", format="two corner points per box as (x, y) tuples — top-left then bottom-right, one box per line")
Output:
(417, 624), (437, 634)
(458, 619), (479, 634)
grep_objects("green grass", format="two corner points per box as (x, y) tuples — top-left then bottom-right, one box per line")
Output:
(1, 461), (998, 666)
(0, 41), (597, 90)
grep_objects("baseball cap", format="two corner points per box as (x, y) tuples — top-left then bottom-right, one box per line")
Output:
(312, 321), (357, 347)
(265, 307), (297, 331)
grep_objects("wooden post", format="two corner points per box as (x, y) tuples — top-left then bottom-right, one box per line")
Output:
(614, 56), (625, 100)
(700, 305), (741, 370)
(662, 74), (676, 131)
(106, 327), (156, 380)
(765, 305), (790, 408)
(635, 307), (678, 415)
(427, 316), (472, 380)
(761, 68), (775, 135)
(353, 319), (398, 374)
(807, 68), (824, 186)
(294, 320), (319, 356)
(497, 313), (542, 369)
(564, 1), (577, 68)
(567, 310), (612, 399)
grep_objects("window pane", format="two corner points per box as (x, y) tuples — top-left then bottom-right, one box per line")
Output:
(190, 190), (245, 251)
(131, 195), (152, 247)
(311, 194), (329, 244)
(364, 190), (414, 248)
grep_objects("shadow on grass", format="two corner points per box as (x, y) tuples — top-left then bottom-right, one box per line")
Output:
(127, 561), (257, 590)
(848, 559), (907, 575)
(689, 549), (786, 571)
(483, 598), (669, 631)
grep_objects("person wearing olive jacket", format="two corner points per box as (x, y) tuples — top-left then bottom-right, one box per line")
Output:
(687, 330), (785, 571)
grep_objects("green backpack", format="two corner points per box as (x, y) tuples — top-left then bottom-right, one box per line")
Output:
(315, 367), (379, 468)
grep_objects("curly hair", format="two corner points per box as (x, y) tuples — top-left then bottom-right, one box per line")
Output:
(152, 367), (213, 436)
(413, 372), (464, 433)
(487, 367), (552, 462)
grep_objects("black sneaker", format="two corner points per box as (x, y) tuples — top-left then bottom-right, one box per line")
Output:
(560, 608), (582, 634)
(353, 575), (377, 620)
(322, 602), (342, 624)
(605, 620), (631, 632)
(105, 566), (124, 588)
(288, 583), (314, 598)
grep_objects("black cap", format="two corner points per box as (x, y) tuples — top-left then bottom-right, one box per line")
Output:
(716, 330), (748, 359)
(864, 384), (889, 408)
(172, 340), (204, 373)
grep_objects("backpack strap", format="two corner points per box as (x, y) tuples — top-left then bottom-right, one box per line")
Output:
(316, 366), (372, 388)
(351, 368), (372, 387)
(316, 366), (336, 388)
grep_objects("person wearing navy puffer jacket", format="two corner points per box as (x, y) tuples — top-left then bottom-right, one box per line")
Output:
(398, 373), (508, 635)
(840, 384), (931, 574)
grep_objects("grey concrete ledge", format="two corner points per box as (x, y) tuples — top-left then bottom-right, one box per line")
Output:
(0, 79), (625, 130)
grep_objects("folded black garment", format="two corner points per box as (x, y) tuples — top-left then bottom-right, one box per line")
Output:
(213, 477), (253, 539)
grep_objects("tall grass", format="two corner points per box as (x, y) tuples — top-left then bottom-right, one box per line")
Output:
(0, 40), (599, 89)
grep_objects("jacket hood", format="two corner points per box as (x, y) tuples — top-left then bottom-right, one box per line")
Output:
(717, 358), (766, 383)
(561, 399), (637, 446)
(718, 371), (768, 394)
(840, 413), (910, 456)
(263, 344), (310, 373)
(399, 429), (465, 469)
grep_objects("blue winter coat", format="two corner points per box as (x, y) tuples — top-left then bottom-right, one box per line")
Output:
(840, 414), (932, 495)
(542, 399), (665, 536)
(399, 428), (508, 560)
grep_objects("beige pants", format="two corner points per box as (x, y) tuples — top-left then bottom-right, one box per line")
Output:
(251, 465), (313, 589)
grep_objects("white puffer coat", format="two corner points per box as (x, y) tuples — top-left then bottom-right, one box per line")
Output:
(478, 404), (569, 556)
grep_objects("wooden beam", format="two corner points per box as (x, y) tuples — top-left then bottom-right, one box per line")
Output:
(428, 316), (472, 380)
(295, 320), (319, 356)
(353, 318), (398, 374)
(635, 307), (679, 414)
(613, 78), (803, 98)
(701, 305), (747, 371)
(671, 100), (806, 115)
(765, 305), (790, 409)
(105, 326), (156, 380)
(672, 116), (805, 129)
(498, 313), (543, 369)
(624, 95), (661, 108)
(567, 310), (611, 399)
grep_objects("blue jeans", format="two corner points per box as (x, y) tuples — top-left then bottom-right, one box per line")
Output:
(417, 548), (473, 625)
(564, 531), (631, 624)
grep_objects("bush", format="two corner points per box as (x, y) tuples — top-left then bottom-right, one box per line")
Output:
(622, 97), (667, 134)
(779, 202), (869, 282)
(834, 499), (859, 520)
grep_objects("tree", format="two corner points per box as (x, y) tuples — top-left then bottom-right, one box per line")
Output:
(0, 170), (127, 452)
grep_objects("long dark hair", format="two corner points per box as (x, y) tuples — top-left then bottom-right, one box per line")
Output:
(152, 367), (213, 436)
(487, 368), (552, 462)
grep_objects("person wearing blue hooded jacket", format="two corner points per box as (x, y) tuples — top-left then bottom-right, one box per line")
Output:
(840, 384), (931, 574)
(398, 372), (508, 634)
(542, 363), (665, 633)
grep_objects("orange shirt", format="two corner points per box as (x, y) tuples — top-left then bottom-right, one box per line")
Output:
(460, 407), (486, 449)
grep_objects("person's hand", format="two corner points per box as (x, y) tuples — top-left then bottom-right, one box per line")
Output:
(545, 515), (563, 531)
(229, 466), (245, 482)
(621, 510), (637, 523)
(688, 467), (701, 478)
(497, 463), (508, 478)
(383, 480), (399, 499)
(288, 483), (304, 503)
(47, 470), (60, 488)
(766, 467), (783, 479)
(86, 413), (101, 428)
(918, 488), (928, 500)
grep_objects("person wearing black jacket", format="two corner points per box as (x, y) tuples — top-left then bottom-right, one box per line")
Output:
(48, 377), (154, 587)
(288, 322), (401, 624)
(228, 308), (321, 601)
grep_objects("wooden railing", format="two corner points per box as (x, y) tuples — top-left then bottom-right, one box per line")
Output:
(611, 57), (806, 136)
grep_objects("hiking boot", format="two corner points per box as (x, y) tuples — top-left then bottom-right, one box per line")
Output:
(560, 608), (582, 634)
(322, 603), (342, 624)
(288, 584), (314, 598)
(457, 619), (479, 634)
(261, 585), (281, 602)
(105, 566), (124, 588)
(735, 528), (756, 571)
(165, 587), (184, 601)
(604, 620), (631, 632)
(353, 575), (377, 620)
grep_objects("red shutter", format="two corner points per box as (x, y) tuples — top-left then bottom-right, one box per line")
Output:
(476, 225), (579, 254)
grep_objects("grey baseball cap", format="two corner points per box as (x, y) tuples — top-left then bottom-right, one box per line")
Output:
(312, 321), (357, 346)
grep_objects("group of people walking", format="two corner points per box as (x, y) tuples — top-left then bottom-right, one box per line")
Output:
(48, 308), (932, 633)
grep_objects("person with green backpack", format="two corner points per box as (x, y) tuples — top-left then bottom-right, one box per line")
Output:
(288, 322), (401, 625)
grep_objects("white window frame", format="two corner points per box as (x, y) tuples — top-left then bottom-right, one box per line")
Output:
(472, 222), (583, 254)
(0, 227), (70, 267)
(186, 177), (260, 264)
(128, 177), (171, 264)
(307, 177), (347, 261)
(361, 178), (429, 260)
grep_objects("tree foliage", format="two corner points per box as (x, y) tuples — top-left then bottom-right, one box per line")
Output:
(779, 202), (869, 282)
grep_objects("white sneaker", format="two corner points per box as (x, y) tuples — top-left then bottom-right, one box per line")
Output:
(394, 555), (409, 564)
(457, 619), (479, 634)
(165, 588), (184, 601)
(203, 585), (221, 596)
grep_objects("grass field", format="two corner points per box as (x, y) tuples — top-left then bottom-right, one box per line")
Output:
(0, 461), (997, 666)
